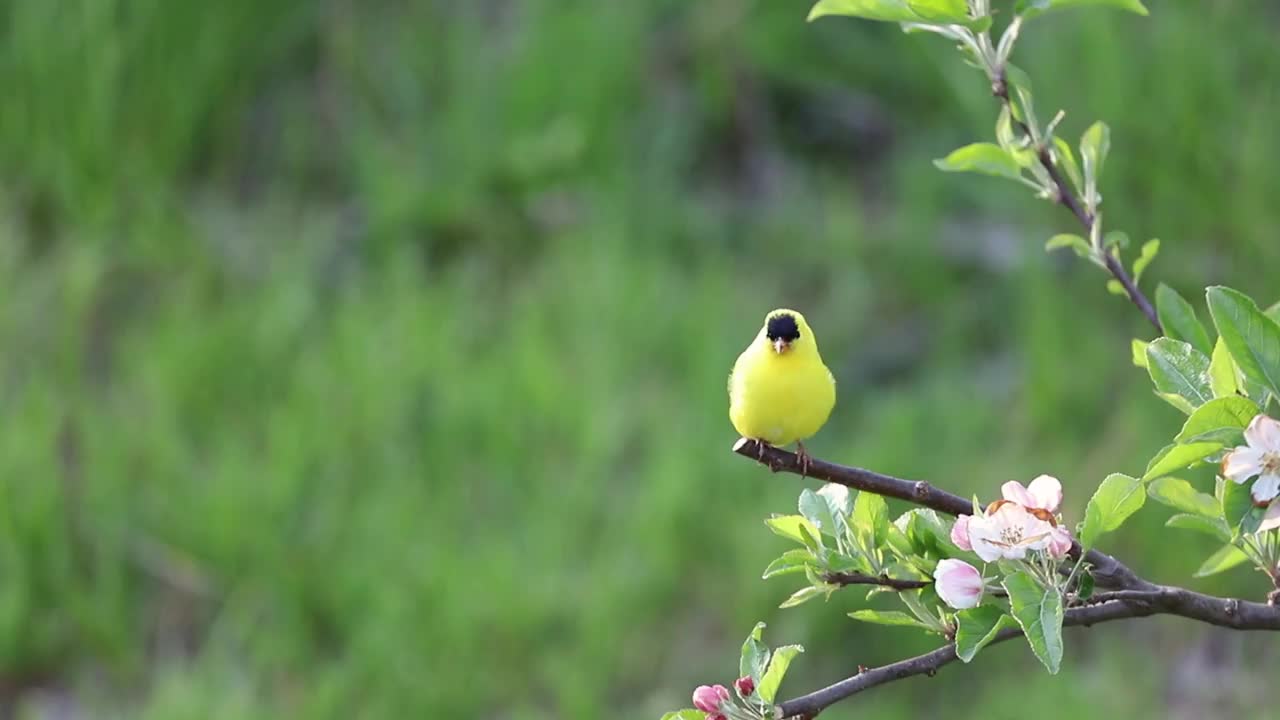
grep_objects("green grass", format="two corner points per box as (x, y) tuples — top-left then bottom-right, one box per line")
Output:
(0, 1), (1277, 717)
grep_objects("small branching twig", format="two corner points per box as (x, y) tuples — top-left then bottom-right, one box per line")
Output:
(822, 571), (930, 590)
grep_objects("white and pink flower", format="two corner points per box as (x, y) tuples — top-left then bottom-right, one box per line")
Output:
(1001, 474), (1063, 513)
(1222, 414), (1280, 505)
(965, 501), (1057, 562)
(934, 558), (984, 609)
(692, 685), (730, 714)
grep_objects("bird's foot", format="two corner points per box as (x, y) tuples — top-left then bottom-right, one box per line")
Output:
(750, 438), (782, 472)
(795, 441), (812, 478)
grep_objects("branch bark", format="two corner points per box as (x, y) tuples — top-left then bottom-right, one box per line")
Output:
(822, 571), (930, 591)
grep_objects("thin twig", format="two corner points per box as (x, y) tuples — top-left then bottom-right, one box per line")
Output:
(991, 71), (1162, 334)
(732, 439), (1152, 591)
(822, 571), (930, 590)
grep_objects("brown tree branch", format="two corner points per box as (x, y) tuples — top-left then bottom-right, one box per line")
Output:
(822, 571), (930, 590)
(775, 593), (1280, 719)
(991, 73), (1162, 334)
(732, 439), (1152, 591)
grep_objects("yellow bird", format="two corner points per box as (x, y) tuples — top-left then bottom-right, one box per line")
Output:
(729, 308), (836, 469)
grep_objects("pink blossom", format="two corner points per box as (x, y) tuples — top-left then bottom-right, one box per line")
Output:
(934, 558), (984, 609)
(965, 501), (1055, 562)
(950, 514), (973, 551)
(1047, 525), (1073, 558)
(734, 676), (755, 696)
(692, 685), (730, 713)
(1001, 475), (1063, 513)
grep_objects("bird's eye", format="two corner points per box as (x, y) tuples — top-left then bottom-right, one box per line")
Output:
(765, 314), (801, 343)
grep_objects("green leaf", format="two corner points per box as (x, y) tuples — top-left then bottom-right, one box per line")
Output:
(1206, 286), (1280, 401)
(1193, 544), (1249, 577)
(799, 488), (837, 538)
(1045, 233), (1092, 260)
(1209, 337), (1242, 398)
(1133, 240), (1159, 284)
(762, 549), (816, 579)
(1017, 0), (1148, 19)
(1145, 338), (1212, 412)
(1142, 442), (1222, 481)
(1131, 339), (1149, 369)
(757, 645), (804, 703)
(1080, 121), (1110, 194)
(779, 585), (826, 609)
(1146, 477), (1221, 518)
(1075, 571), (1095, 601)
(1220, 476), (1255, 531)
(1002, 571), (1064, 674)
(660, 710), (708, 720)
(765, 515), (821, 545)
(1080, 473), (1145, 549)
(933, 143), (1023, 180)
(1166, 513), (1231, 542)
(808, 0), (977, 25)
(1156, 284), (1213, 356)
(847, 609), (931, 629)
(853, 491), (889, 550)
(955, 606), (1017, 663)
(1174, 396), (1259, 444)
(740, 622), (770, 682)
(1051, 137), (1083, 195)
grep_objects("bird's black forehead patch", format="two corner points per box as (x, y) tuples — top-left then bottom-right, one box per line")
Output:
(766, 313), (800, 342)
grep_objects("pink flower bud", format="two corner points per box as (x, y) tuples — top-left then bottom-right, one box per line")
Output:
(708, 715), (727, 720)
(950, 515), (972, 551)
(692, 685), (730, 713)
(934, 558), (984, 609)
(735, 676), (755, 696)
(1047, 525), (1073, 558)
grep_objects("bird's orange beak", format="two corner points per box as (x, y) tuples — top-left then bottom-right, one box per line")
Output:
(772, 338), (791, 354)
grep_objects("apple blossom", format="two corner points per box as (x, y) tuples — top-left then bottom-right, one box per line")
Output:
(934, 558), (984, 609)
(950, 514), (972, 551)
(965, 500), (1055, 562)
(1001, 475), (1062, 513)
(1047, 525), (1073, 558)
(734, 675), (755, 696)
(1222, 414), (1280, 504)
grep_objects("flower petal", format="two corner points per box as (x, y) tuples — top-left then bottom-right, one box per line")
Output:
(1259, 501), (1280, 533)
(1025, 475), (1063, 512)
(950, 515), (973, 551)
(1251, 474), (1280, 504)
(934, 559), (984, 610)
(1047, 526), (1072, 558)
(1001, 481), (1033, 507)
(1244, 414), (1280, 452)
(1222, 446), (1266, 484)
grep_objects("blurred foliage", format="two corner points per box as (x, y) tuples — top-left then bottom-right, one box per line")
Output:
(0, 0), (1278, 718)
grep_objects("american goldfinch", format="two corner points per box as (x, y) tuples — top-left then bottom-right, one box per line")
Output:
(728, 309), (836, 470)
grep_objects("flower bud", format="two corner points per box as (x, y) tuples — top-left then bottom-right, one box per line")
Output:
(1047, 525), (1073, 558)
(735, 675), (755, 696)
(950, 515), (973, 551)
(934, 558), (984, 609)
(692, 685), (730, 713)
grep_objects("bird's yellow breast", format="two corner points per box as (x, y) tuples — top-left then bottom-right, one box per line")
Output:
(728, 346), (835, 446)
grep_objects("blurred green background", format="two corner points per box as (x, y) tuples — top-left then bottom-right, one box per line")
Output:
(2, 1), (1278, 718)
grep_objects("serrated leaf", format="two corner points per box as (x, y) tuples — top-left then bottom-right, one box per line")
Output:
(765, 515), (821, 545)
(799, 488), (837, 538)
(1142, 442), (1222, 481)
(1209, 336), (1242, 398)
(1174, 396), (1259, 444)
(1165, 513), (1231, 542)
(1080, 473), (1145, 549)
(1206, 286), (1280, 402)
(847, 609), (931, 629)
(779, 585), (826, 609)
(1146, 477), (1221, 518)
(740, 622), (770, 682)
(955, 606), (1017, 662)
(853, 491), (889, 550)
(934, 143), (1023, 180)
(818, 483), (854, 535)
(1194, 544), (1249, 577)
(1051, 137), (1083, 195)
(1002, 571), (1064, 674)
(757, 644), (804, 703)
(1146, 338), (1212, 412)
(1156, 284), (1213, 356)
(762, 549), (816, 579)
